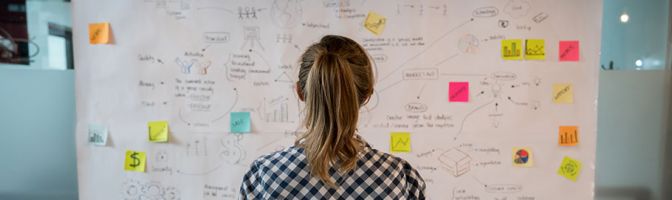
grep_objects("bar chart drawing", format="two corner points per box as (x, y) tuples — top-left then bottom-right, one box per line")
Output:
(259, 97), (291, 123)
(502, 39), (523, 60)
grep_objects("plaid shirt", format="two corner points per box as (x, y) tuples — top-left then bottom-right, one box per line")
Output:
(239, 140), (426, 199)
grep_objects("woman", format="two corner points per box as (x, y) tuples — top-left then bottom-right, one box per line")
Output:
(240, 35), (426, 199)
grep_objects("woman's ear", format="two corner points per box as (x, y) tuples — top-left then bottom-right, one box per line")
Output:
(296, 82), (305, 101)
(362, 89), (373, 105)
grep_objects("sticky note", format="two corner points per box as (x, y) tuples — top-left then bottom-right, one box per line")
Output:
(89, 22), (110, 44)
(449, 82), (469, 102)
(390, 132), (411, 152)
(559, 41), (580, 61)
(230, 112), (251, 133)
(88, 123), (108, 146)
(557, 156), (582, 181)
(525, 39), (545, 60)
(148, 121), (169, 142)
(124, 150), (146, 172)
(553, 84), (574, 104)
(502, 39), (523, 60)
(512, 147), (533, 167)
(559, 126), (579, 146)
(364, 11), (387, 36)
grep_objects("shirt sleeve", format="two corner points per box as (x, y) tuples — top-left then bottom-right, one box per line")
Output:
(403, 162), (427, 200)
(239, 160), (262, 200)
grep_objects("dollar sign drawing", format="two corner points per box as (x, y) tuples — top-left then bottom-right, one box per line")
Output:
(129, 152), (141, 168)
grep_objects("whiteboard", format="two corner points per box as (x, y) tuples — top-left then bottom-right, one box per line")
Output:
(73, 0), (602, 199)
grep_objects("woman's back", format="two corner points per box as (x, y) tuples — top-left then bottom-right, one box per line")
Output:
(239, 35), (426, 199)
(240, 139), (425, 199)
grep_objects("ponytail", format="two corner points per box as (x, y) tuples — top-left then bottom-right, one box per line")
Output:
(296, 35), (374, 186)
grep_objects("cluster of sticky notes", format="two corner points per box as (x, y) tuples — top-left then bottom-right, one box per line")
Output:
(390, 132), (411, 152)
(502, 39), (546, 60)
(502, 39), (580, 61)
(124, 150), (147, 172)
(559, 126), (579, 146)
(553, 83), (574, 104)
(364, 11), (387, 36)
(557, 156), (582, 181)
(512, 147), (533, 167)
(148, 120), (169, 142)
(88, 123), (108, 146)
(231, 112), (251, 133)
(449, 82), (469, 102)
(89, 22), (111, 44)
(559, 40), (580, 61)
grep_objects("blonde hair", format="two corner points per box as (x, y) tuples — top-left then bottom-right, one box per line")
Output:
(296, 35), (374, 186)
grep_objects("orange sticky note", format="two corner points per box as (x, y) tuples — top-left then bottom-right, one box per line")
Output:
(559, 126), (579, 146)
(89, 22), (110, 44)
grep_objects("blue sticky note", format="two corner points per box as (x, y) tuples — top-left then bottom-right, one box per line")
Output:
(230, 112), (251, 133)
(88, 123), (108, 146)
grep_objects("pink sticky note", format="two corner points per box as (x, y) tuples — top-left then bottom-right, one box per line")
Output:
(449, 82), (469, 102)
(559, 41), (580, 61)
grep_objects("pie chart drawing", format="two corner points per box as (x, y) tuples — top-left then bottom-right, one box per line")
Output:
(514, 149), (530, 164)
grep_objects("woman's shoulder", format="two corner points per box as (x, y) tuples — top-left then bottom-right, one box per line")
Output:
(250, 145), (306, 168)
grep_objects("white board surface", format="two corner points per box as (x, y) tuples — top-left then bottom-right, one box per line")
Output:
(74, 0), (602, 199)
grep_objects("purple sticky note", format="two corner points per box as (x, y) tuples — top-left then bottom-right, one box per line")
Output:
(449, 82), (469, 102)
(559, 41), (579, 61)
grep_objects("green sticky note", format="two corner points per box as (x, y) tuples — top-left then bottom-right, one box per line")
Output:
(525, 39), (545, 60)
(502, 39), (523, 60)
(390, 132), (411, 152)
(230, 112), (251, 133)
(148, 121), (168, 142)
(557, 156), (582, 181)
(124, 150), (146, 172)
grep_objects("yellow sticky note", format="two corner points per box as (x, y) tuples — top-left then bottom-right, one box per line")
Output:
(124, 150), (146, 172)
(89, 22), (110, 44)
(512, 147), (533, 167)
(557, 156), (582, 181)
(502, 39), (523, 60)
(553, 84), (574, 104)
(364, 11), (387, 36)
(148, 121), (169, 142)
(525, 39), (545, 60)
(559, 126), (579, 146)
(390, 132), (411, 152)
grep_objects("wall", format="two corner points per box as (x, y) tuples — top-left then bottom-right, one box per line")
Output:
(0, 1), (78, 199)
(2, 1), (72, 69)
(0, 68), (78, 200)
(600, 0), (669, 70)
(0, 1), (670, 199)
(595, 71), (671, 200)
